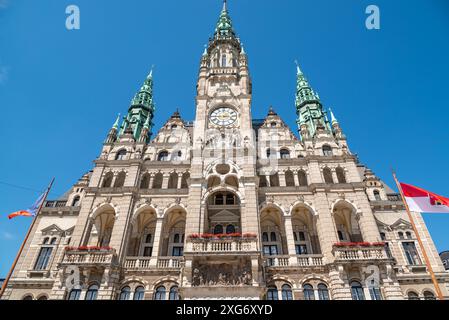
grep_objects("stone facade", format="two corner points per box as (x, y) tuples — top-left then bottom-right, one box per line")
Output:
(2, 2), (448, 301)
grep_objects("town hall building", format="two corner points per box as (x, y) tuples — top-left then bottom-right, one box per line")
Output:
(1, 2), (448, 300)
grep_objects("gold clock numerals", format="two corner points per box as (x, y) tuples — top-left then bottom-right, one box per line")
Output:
(210, 107), (237, 127)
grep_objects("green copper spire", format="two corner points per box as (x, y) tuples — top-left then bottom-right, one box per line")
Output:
(295, 61), (332, 138)
(120, 68), (156, 141)
(329, 108), (338, 125)
(214, 0), (236, 40)
(112, 113), (121, 130)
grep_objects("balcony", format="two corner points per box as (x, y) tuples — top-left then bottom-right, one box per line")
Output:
(60, 249), (117, 267)
(185, 238), (258, 255)
(332, 243), (391, 263)
(264, 255), (324, 269)
(124, 257), (183, 271)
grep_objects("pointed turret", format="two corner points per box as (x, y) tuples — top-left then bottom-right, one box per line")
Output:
(295, 61), (332, 138)
(105, 114), (121, 143)
(214, 0), (236, 40)
(120, 69), (156, 140)
(329, 108), (346, 140)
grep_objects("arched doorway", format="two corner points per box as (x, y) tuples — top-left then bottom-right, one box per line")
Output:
(127, 208), (158, 257)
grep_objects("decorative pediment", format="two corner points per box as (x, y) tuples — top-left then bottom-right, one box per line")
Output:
(209, 209), (240, 223)
(41, 224), (64, 236)
(390, 218), (412, 230)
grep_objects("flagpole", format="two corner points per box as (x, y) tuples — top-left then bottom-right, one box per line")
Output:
(0, 178), (55, 300)
(392, 171), (444, 300)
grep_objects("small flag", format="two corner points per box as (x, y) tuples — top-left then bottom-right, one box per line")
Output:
(7, 192), (46, 220)
(400, 183), (449, 214)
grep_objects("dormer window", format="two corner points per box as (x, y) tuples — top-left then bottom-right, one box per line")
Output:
(270, 122), (277, 128)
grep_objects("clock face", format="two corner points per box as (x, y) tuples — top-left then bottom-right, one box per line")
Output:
(210, 107), (238, 127)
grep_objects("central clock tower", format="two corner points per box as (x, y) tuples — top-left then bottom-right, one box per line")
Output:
(182, 1), (262, 297)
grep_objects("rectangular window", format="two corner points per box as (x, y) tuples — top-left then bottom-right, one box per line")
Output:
(369, 287), (383, 300)
(34, 247), (53, 270)
(263, 245), (278, 256)
(143, 246), (153, 257)
(402, 242), (421, 265)
(172, 246), (184, 257)
(295, 244), (308, 255)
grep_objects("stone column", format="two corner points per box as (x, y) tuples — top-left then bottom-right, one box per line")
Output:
(162, 174), (170, 189)
(284, 215), (298, 265)
(279, 172), (286, 187)
(150, 217), (164, 266)
(293, 171), (299, 187)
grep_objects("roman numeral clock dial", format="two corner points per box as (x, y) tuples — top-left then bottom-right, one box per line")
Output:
(210, 107), (238, 127)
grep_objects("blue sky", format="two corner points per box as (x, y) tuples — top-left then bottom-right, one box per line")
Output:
(0, 0), (448, 277)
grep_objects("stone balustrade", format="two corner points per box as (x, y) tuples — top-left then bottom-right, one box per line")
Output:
(264, 255), (324, 268)
(124, 257), (183, 270)
(185, 239), (258, 255)
(60, 250), (117, 267)
(332, 245), (389, 263)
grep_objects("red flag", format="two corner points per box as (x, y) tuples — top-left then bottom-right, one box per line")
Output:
(400, 183), (449, 213)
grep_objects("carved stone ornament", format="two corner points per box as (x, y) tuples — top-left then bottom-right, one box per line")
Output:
(192, 262), (252, 287)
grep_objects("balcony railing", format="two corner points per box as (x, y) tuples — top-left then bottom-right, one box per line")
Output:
(185, 238), (258, 255)
(264, 255), (324, 268)
(60, 250), (117, 267)
(124, 257), (183, 270)
(332, 245), (389, 262)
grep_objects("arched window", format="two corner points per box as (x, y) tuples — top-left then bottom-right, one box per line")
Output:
(134, 286), (145, 300)
(43, 237), (49, 244)
(323, 168), (333, 184)
(380, 232), (386, 241)
(118, 286), (131, 300)
(72, 196), (81, 207)
(226, 225), (236, 234)
(115, 149), (127, 160)
(214, 225), (224, 235)
(398, 232), (404, 240)
(262, 232), (269, 242)
(424, 291), (436, 300)
(215, 194), (224, 205)
(298, 171), (308, 187)
(267, 287), (278, 300)
(226, 194), (235, 205)
(337, 230), (345, 241)
(140, 173), (151, 189)
(169, 286), (179, 300)
(37, 295), (48, 300)
(168, 172), (179, 189)
(102, 172), (114, 188)
(406, 231), (412, 239)
(270, 173), (280, 187)
(22, 295), (33, 300)
(318, 284), (330, 300)
(114, 172), (126, 188)
(351, 281), (365, 300)
(171, 124), (178, 130)
(322, 145), (333, 157)
(152, 172), (163, 189)
(285, 170), (295, 187)
(280, 149), (290, 159)
(154, 286), (166, 300)
(174, 233), (180, 244)
(373, 190), (381, 201)
(270, 122), (277, 128)
(282, 284), (293, 300)
(50, 237), (57, 244)
(303, 284), (315, 300)
(369, 286), (383, 300)
(181, 173), (190, 189)
(336, 167), (346, 183)
(157, 151), (169, 162)
(85, 284), (99, 301)
(270, 232), (277, 242)
(407, 291), (420, 300)
(172, 151), (182, 161)
(266, 149), (276, 159)
(67, 289), (81, 300)
(221, 54), (227, 67)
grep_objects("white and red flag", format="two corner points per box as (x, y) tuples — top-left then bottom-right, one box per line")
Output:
(400, 183), (449, 214)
